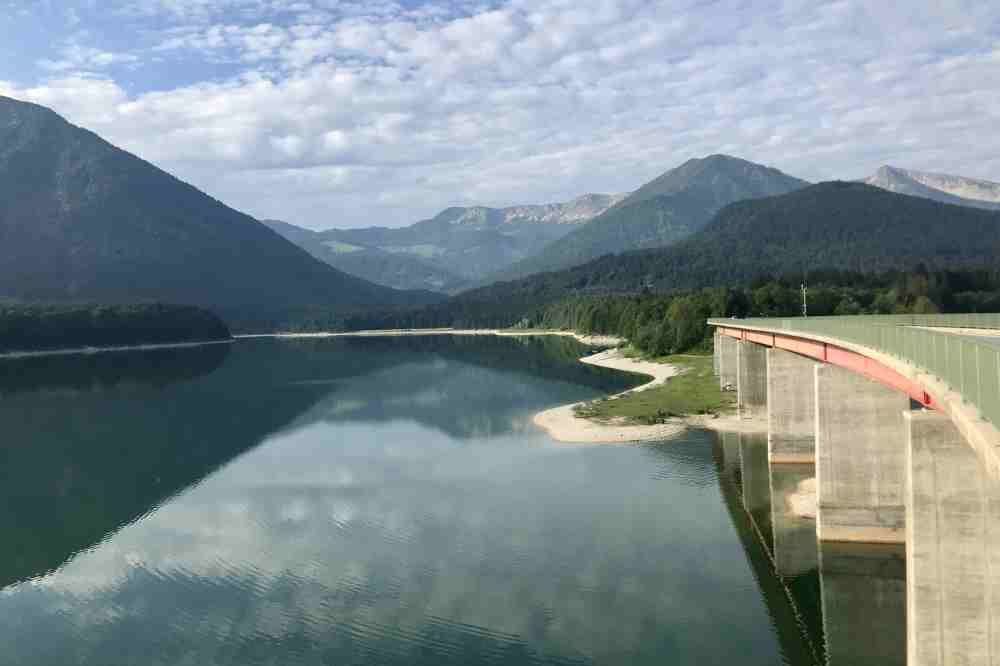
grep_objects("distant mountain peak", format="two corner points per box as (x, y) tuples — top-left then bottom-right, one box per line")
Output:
(486, 155), (809, 284)
(437, 193), (626, 227)
(619, 154), (808, 209)
(862, 165), (1000, 210)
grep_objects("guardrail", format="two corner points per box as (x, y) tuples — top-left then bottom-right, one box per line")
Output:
(708, 314), (1000, 427)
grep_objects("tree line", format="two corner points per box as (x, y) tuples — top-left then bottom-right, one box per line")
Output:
(0, 303), (231, 353)
(335, 267), (999, 358)
(524, 267), (1000, 356)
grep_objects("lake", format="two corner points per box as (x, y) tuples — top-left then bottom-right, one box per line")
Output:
(0, 336), (899, 665)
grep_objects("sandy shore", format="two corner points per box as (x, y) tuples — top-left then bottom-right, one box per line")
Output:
(237, 329), (623, 347)
(533, 349), (689, 443)
(533, 348), (770, 444)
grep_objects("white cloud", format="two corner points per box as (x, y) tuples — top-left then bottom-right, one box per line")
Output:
(3, 0), (1000, 228)
(38, 43), (140, 72)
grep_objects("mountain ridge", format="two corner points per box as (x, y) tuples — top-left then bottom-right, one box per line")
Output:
(415, 182), (1000, 325)
(862, 165), (1000, 210)
(0, 95), (440, 330)
(485, 154), (810, 284)
(271, 193), (626, 291)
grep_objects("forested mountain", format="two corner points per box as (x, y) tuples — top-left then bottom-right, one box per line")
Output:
(863, 165), (1000, 210)
(282, 193), (625, 290)
(263, 219), (471, 293)
(488, 155), (809, 283)
(371, 182), (1000, 329)
(0, 96), (440, 330)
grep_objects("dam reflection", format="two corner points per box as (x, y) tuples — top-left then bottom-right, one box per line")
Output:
(715, 430), (906, 665)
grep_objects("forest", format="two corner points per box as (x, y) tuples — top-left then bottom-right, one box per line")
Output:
(336, 267), (1000, 358)
(0, 303), (232, 353)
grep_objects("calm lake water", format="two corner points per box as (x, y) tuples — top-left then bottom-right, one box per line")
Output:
(0, 336), (898, 665)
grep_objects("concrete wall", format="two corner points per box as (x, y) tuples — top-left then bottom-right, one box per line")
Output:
(906, 410), (1000, 666)
(815, 364), (909, 543)
(737, 341), (768, 420)
(767, 348), (817, 464)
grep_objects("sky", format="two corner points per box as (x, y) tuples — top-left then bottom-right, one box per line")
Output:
(1, 0), (999, 230)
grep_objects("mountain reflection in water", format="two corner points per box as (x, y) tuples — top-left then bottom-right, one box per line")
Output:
(1, 336), (849, 665)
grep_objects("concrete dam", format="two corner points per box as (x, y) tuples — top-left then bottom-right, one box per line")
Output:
(710, 313), (1000, 666)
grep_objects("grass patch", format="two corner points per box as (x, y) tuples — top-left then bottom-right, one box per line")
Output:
(573, 354), (734, 425)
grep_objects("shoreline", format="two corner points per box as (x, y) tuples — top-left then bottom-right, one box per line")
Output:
(0, 337), (234, 361)
(534, 348), (767, 444)
(236, 329), (624, 346)
(533, 349), (684, 443)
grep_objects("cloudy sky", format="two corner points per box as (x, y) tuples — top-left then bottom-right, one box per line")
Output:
(1, 0), (998, 229)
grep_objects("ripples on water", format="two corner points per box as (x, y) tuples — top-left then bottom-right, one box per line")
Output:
(1, 337), (813, 665)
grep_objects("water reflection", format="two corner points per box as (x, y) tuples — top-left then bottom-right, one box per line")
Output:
(819, 542), (906, 666)
(2, 336), (805, 665)
(716, 430), (907, 666)
(0, 342), (230, 394)
(1, 336), (909, 665)
(769, 465), (817, 578)
(1, 336), (637, 590)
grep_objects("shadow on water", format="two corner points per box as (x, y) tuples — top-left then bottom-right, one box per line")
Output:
(714, 430), (907, 666)
(0, 335), (637, 590)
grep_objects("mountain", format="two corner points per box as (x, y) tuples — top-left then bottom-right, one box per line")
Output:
(488, 155), (809, 282)
(263, 219), (471, 293)
(279, 193), (625, 291)
(862, 165), (1000, 210)
(0, 96), (440, 330)
(416, 182), (1000, 324)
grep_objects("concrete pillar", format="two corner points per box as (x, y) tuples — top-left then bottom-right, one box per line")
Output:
(769, 463), (817, 577)
(767, 348), (817, 464)
(737, 341), (768, 420)
(906, 410), (1000, 666)
(713, 331), (721, 376)
(820, 542), (906, 666)
(814, 364), (909, 543)
(719, 335), (738, 391)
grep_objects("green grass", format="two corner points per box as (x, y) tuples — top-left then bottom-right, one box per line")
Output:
(574, 354), (734, 425)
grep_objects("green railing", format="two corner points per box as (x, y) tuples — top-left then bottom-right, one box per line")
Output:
(708, 313), (1000, 428)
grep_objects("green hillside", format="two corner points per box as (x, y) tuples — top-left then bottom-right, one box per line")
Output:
(489, 155), (808, 282)
(363, 182), (1000, 329)
(0, 96), (440, 331)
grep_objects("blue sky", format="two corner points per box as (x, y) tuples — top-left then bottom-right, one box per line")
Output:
(2, 0), (999, 229)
